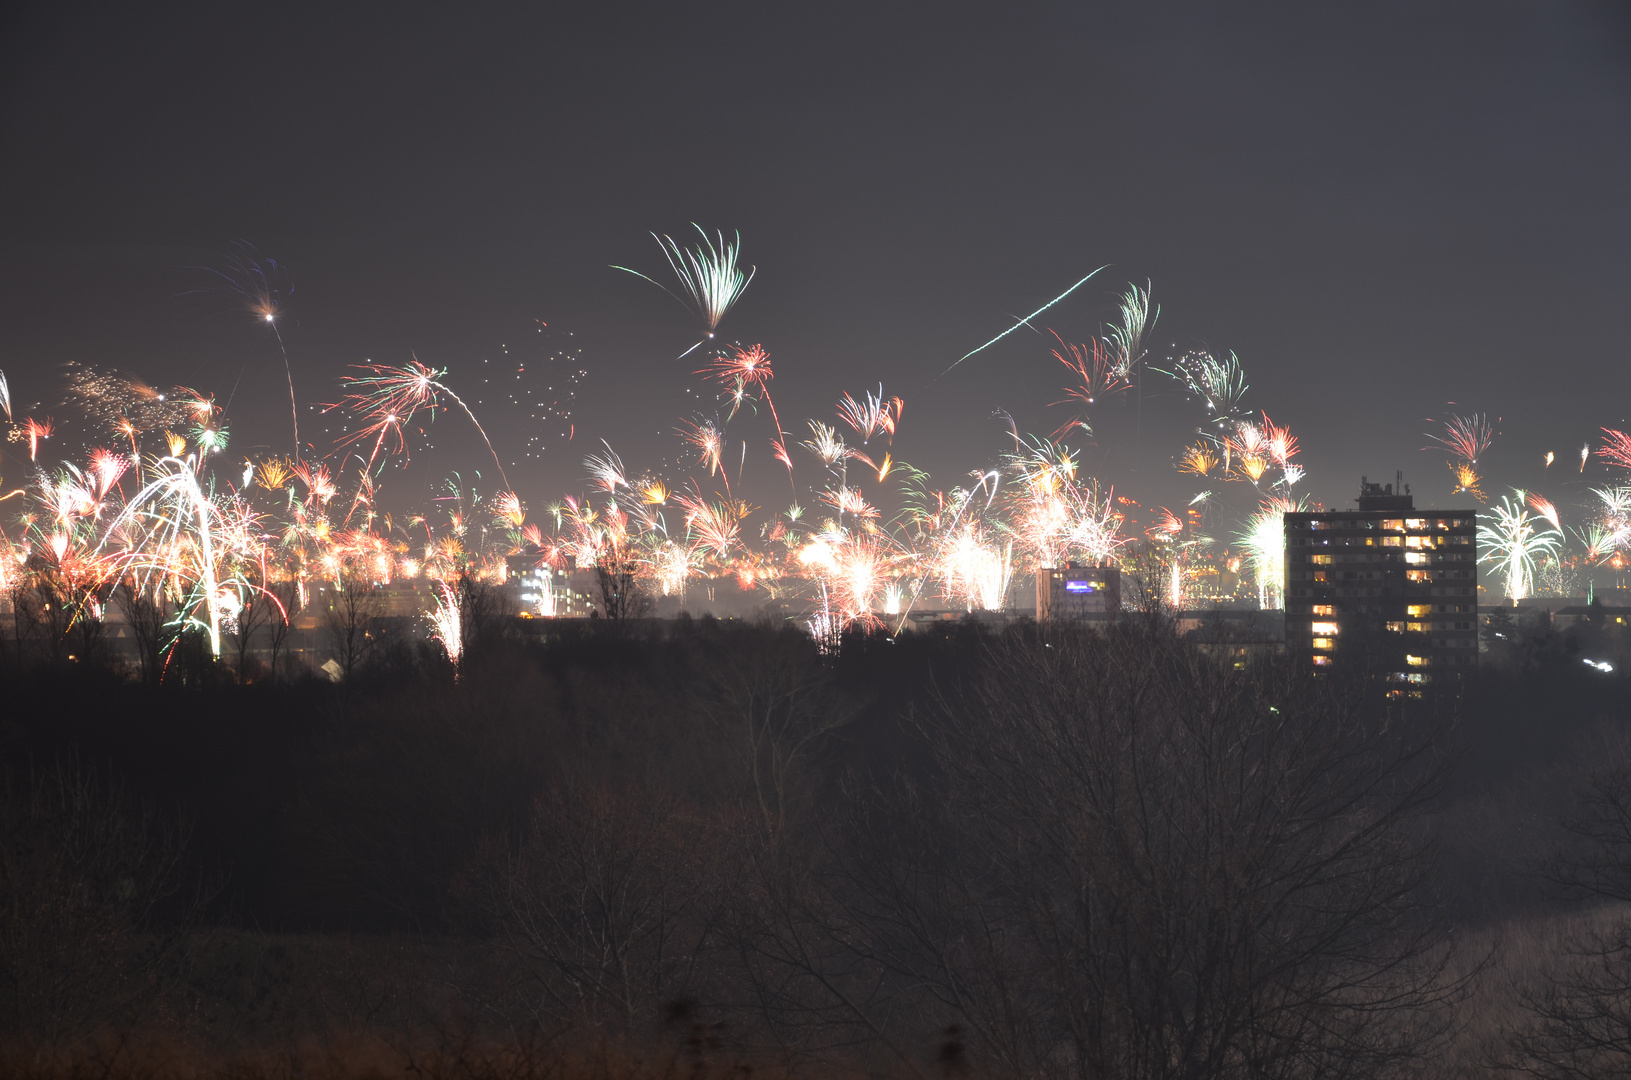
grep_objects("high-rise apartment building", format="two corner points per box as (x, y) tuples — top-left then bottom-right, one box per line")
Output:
(1284, 479), (1478, 686)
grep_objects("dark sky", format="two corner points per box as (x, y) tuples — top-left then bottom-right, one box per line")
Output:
(3, 1), (1629, 521)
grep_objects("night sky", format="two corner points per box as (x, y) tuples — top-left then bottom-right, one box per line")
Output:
(3, 1), (1629, 520)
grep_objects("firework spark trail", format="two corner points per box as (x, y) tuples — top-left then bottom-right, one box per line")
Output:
(1105, 282), (1157, 377)
(1425, 412), (1496, 464)
(428, 579), (463, 670)
(1585, 486), (1631, 561)
(1449, 462), (1485, 503)
(1047, 331), (1127, 438)
(612, 226), (755, 359)
(1479, 492), (1562, 603)
(1154, 350), (1249, 428)
(1526, 492), (1561, 532)
(678, 419), (729, 496)
(939, 266), (1108, 376)
(95, 454), (248, 658)
(335, 361), (512, 491)
(1601, 428), (1631, 471)
(891, 470), (1002, 635)
(196, 243), (302, 461)
(9, 417), (54, 461)
(583, 440), (630, 493)
(1240, 495), (1307, 610)
(836, 386), (903, 445)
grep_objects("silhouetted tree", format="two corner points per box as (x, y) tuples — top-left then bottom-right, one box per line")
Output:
(1506, 732), (1631, 1078)
(0, 763), (192, 1046)
(594, 549), (651, 629)
(323, 574), (385, 679)
(835, 621), (1462, 1080)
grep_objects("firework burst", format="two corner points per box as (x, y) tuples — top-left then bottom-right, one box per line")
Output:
(1479, 492), (1562, 603)
(612, 226), (755, 359)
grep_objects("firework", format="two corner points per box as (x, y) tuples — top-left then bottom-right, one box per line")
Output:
(1478, 493), (1562, 603)
(1178, 442), (1221, 477)
(61, 362), (194, 445)
(678, 419), (728, 489)
(1425, 412), (1496, 465)
(96, 454), (254, 658)
(583, 441), (630, 493)
(255, 458), (293, 490)
(427, 579), (463, 669)
(478, 322), (585, 463)
(942, 265), (1108, 375)
(1585, 485), (1631, 562)
(1240, 495), (1306, 610)
(335, 360), (512, 491)
(1448, 462), (1485, 502)
(836, 386), (903, 445)
(195, 243), (301, 460)
(1156, 349), (1249, 427)
(1105, 282), (1157, 377)
(1526, 492), (1561, 532)
(1601, 428), (1631, 471)
(9, 417), (54, 461)
(1048, 331), (1128, 437)
(612, 226), (755, 359)
(1228, 422), (1270, 483)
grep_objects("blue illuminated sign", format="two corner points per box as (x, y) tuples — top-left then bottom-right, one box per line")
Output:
(1063, 580), (1095, 593)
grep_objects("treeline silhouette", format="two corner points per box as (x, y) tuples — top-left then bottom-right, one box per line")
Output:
(2, 612), (1630, 1079)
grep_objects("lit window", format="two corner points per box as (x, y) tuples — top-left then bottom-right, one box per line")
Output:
(1312, 554), (1333, 565)
(1407, 621), (1428, 633)
(1313, 655), (1331, 666)
(1386, 621), (1406, 632)
(1406, 551), (1429, 564)
(1406, 570), (1431, 582)
(1311, 621), (1339, 634)
(1313, 571), (1328, 582)
(1312, 604), (1335, 615)
(1382, 520), (1404, 531)
(1312, 637), (1335, 649)
(1407, 604), (1431, 616)
(1406, 654), (1428, 667)
(1405, 518), (1427, 529)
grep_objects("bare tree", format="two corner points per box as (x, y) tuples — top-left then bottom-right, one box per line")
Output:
(697, 627), (856, 840)
(830, 621), (1462, 1080)
(229, 577), (275, 684)
(1505, 734), (1631, 1078)
(10, 556), (75, 667)
(472, 782), (724, 1037)
(262, 578), (300, 682)
(594, 548), (651, 629)
(112, 579), (168, 683)
(0, 764), (192, 1047)
(323, 573), (384, 679)
(457, 569), (507, 655)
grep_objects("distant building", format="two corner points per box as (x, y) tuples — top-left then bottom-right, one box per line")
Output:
(1036, 563), (1121, 623)
(1284, 478), (1478, 688)
(504, 554), (595, 617)
(1552, 604), (1631, 632)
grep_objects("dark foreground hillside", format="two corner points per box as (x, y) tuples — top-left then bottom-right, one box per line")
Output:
(3, 615), (1630, 1080)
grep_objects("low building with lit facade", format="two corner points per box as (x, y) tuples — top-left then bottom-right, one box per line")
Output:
(1284, 478), (1478, 687)
(503, 555), (596, 617)
(1036, 563), (1121, 623)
